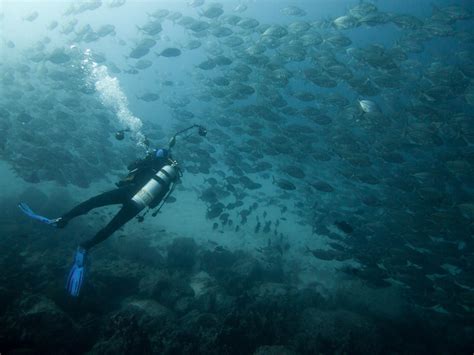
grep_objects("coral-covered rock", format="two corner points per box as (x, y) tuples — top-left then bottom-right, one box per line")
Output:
(254, 345), (296, 355)
(3, 295), (79, 352)
(295, 308), (380, 354)
(89, 307), (154, 355)
(166, 237), (198, 269)
(151, 276), (194, 308)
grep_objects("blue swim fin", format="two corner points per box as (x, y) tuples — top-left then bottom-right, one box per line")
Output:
(18, 202), (62, 227)
(66, 247), (87, 297)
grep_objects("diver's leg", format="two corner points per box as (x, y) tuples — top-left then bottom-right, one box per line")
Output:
(80, 202), (141, 251)
(58, 188), (131, 228)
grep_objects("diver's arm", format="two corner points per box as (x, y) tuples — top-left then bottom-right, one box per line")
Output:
(126, 152), (154, 171)
(126, 159), (142, 171)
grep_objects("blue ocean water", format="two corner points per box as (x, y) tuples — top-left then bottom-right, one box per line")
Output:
(1, 0), (473, 354)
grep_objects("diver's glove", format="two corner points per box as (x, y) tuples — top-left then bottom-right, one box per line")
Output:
(66, 247), (87, 297)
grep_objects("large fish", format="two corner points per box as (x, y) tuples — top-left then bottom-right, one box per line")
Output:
(157, 48), (182, 57)
(272, 176), (296, 190)
(129, 46), (149, 59)
(23, 11), (39, 22)
(359, 99), (381, 113)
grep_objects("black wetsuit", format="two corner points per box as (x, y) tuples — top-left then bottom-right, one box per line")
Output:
(60, 153), (174, 250)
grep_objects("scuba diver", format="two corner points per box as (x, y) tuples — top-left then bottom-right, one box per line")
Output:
(18, 124), (207, 297)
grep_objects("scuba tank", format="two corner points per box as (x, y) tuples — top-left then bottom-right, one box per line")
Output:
(114, 124), (206, 214)
(131, 161), (179, 210)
